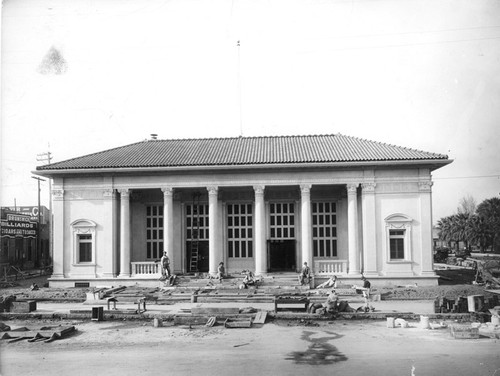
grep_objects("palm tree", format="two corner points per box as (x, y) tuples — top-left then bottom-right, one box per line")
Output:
(476, 197), (500, 253)
(465, 215), (491, 252)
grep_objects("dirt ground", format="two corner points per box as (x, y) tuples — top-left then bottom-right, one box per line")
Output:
(1, 318), (499, 376)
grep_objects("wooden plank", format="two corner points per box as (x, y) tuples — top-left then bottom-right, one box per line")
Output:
(224, 320), (252, 328)
(191, 307), (239, 315)
(253, 311), (267, 324)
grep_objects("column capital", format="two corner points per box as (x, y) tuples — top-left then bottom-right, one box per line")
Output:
(52, 189), (64, 200)
(118, 188), (130, 197)
(103, 189), (116, 198)
(361, 183), (376, 193)
(161, 187), (174, 196)
(346, 183), (359, 194)
(207, 186), (218, 196)
(418, 181), (433, 192)
(253, 185), (265, 195)
(300, 184), (312, 194)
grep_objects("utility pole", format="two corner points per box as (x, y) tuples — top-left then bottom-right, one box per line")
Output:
(31, 176), (45, 266)
(237, 40), (243, 137)
(37, 149), (52, 264)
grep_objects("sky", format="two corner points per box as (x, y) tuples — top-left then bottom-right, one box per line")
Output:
(1, 0), (499, 222)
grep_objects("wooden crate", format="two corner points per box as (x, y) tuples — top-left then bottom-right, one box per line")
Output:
(450, 325), (479, 339)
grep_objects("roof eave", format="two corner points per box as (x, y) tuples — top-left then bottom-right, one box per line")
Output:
(32, 158), (452, 177)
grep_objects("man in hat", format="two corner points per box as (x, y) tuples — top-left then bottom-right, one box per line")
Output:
(160, 251), (171, 281)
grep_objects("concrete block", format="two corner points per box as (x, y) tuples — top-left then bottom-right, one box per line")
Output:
(10, 301), (37, 313)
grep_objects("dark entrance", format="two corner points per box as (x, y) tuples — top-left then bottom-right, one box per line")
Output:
(186, 240), (209, 273)
(267, 240), (296, 271)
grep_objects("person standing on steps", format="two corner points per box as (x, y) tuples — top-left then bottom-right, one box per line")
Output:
(160, 251), (171, 281)
(298, 262), (311, 286)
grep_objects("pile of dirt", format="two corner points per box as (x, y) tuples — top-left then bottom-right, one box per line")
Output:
(0, 275), (87, 301)
(376, 285), (491, 300)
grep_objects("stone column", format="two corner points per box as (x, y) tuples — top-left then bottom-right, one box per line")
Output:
(254, 185), (267, 275)
(51, 188), (65, 278)
(118, 189), (131, 277)
(300, 184), (313, 269)
(102, 189), (118, 278)
(361, 183), (377, 277)
(162, 187), (174, 272)
(419, 181), (435, 276)
(207, 186), (219, 275)
(347, 184), (360, 275)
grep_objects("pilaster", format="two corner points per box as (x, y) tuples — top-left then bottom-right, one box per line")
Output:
(347, 183), (360, 275)
(51, 188), (65, 278)
(102, 189), (117, 277)
(419, 181), (435, 276)
(118, 189), (131, 277)
(361, 183), (378, 277)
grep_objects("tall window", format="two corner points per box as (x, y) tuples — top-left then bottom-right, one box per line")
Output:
(186, 204), (209, 240)
(71, 219), (96, 265)
(78, 234), (92, 262)
(385, 214), (412, 262)
(227, 203), (253, 258)
(312, 202), (337, 257)
(269, 203), (295, 239)
(146, 206), (163, 259)
(389, 230), (405, 260)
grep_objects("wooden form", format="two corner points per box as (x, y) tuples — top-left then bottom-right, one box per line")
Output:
(274, 296), (309, 313)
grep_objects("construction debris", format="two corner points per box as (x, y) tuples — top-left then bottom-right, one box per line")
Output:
(224, 318), (252, 328)
(0, 326), (76, 343)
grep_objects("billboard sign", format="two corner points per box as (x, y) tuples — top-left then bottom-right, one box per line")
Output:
(0, 212), (38, 238)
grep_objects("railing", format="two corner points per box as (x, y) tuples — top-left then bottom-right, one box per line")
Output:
(131, 261), (161, 277)
(314, 259), (348, 275)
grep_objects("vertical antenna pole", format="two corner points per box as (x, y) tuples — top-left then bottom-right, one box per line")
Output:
(237, 40), (243, 136)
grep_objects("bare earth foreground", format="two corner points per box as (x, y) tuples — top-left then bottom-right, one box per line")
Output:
(1, 318), (499, 376)
(1, 270), (499, 376)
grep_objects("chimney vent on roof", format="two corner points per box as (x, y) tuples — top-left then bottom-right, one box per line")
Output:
(150, 134), (158, 140)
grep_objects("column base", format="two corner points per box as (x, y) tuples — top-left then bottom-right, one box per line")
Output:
(362, 271), (380, 278)
(118, 274), (131, 278)
(50, 273), (65, 279)
(420, 270), (437, 277)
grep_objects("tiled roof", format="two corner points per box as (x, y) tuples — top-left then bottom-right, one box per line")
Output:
(36, 134), (449, 171)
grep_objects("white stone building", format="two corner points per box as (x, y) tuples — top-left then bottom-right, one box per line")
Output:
(34, 134), (452, 287)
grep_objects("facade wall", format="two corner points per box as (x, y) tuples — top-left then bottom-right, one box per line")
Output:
(49, 165), (438, 286)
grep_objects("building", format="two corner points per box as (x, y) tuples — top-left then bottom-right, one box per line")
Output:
(34, 134), (452, 287)
(0, 206), (51, 270)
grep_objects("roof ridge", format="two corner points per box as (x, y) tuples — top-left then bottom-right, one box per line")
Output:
(150, 134), (342, 142)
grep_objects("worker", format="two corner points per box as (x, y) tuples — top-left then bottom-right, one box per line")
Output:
(160, 251), (171, 281)
(216, 262), (225, 282)
(298, 262), (311, 286)
(308, 289), (339, 314)
(353, 276), (374, 312)
(316, 275), (337, 289)
(241, 270), (256, 289)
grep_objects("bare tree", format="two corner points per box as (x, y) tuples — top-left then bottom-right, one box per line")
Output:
(457, 194), (477, 215)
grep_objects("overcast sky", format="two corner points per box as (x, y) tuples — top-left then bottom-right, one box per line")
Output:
(1, 0), (499, 222)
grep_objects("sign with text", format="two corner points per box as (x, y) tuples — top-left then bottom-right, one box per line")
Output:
(0, 212), (38, 238)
